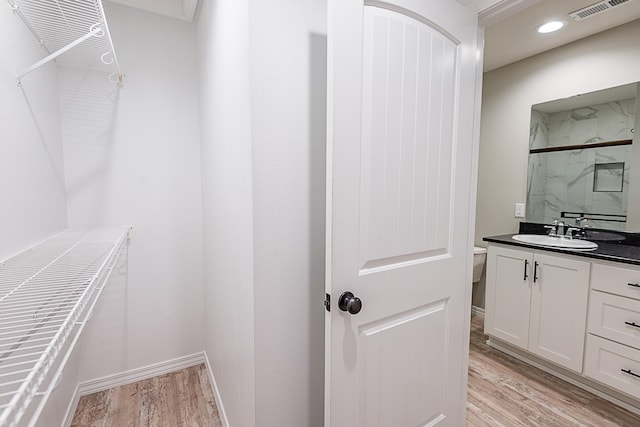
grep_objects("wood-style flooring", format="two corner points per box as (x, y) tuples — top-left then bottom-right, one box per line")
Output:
(467, 312), (640, 426)
(71, 364), (221, 427)
(72, 316), (640, 426)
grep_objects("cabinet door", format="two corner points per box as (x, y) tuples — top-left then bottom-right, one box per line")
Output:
(528, 253), (590, 372)
(485, 246), (532, 349)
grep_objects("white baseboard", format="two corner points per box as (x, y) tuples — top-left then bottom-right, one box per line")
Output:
(204, 352), (230, 427)
(471, 305), (485, 316)
(61, 384), (81, 427)
(78, 352), (206, 396)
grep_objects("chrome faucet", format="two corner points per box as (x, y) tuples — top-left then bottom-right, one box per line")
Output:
(575, 216), (588, 227)
(544, 219), (559, 236)
(544, 219), (566, 237)
(565, 227), (583, 239)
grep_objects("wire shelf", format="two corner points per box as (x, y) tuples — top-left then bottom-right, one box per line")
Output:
(0, 227), (130, 427)
(7, 0), (122, 84)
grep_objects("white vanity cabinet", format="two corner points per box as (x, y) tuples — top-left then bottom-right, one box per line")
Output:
(585, 262), (640, 398)
(485, 245), (590, 372)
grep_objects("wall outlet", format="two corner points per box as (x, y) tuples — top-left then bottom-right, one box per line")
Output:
(515, 203), (525, 218)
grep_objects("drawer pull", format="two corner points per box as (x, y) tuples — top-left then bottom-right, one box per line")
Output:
(624, 321), (640, 329)
(628, 283), (640, 288)
(621, 369), (640, 379)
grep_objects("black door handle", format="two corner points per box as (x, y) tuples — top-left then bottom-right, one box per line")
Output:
(524, 259), (529, 280)
(533, 261), (539, 283)
(338, 291), (362, 315)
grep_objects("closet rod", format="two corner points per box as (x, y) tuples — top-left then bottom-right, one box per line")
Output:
(17, 25), (103, 82)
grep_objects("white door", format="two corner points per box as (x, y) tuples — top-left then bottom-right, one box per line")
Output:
(325, 0), (479, 425)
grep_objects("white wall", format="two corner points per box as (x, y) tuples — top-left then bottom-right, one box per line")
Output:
(249, 1), (326, 425)
(473, 19), (640, 308)
(61, 2), (205, 381)
(0, 4), (67, 259)
(197, 0), (257, 426)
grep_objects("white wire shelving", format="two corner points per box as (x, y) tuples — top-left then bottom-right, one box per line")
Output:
(0, 227), (130, 427)
(7, 0), (123, 85)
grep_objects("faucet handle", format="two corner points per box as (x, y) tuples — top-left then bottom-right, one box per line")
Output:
(575, 217), (588, 227)
(565, 227), (583, 239)
(544, 223), (558, 236)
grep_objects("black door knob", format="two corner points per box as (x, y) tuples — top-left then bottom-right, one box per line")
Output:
(338, 291), (362, 315)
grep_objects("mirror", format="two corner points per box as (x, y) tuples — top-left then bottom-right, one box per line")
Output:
(526, 82), (638, 231)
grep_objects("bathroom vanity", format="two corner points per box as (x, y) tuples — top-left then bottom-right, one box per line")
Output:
(483, 229), (640, 414)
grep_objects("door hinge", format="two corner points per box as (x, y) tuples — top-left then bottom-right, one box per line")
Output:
(324, 293), (331, 312)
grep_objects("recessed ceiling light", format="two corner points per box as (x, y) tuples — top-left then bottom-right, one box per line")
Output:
(536, 20), (566, 34)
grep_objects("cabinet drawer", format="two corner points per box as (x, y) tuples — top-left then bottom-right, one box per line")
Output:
(584, 334), (640, 398)
(590, 263), (640, 300)
(588, 291), (640, 350)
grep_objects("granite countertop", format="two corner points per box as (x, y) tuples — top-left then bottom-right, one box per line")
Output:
(483, 222), (640, 266)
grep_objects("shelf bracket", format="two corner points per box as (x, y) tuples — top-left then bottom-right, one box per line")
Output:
(7, 0), (48, 50)
(17, 25), (104, 83)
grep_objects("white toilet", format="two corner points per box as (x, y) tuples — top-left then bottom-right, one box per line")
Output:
(472, 246), (487, 283)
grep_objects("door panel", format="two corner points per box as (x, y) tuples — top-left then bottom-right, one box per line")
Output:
(359, 300), (447, 427)
(359, 7), (457, 273)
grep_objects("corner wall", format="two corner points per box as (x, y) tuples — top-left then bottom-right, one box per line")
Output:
(0, 4), (67, 258)
(62, 2), (205, 384)
(196, 0), (257, 425)
(249, 1), (327, 425)
(197, 1), (327, 425)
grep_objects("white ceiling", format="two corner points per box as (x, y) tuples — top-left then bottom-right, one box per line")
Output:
(107, 0), (640, 72)
(106, 0), (199, 21)
(484, 0), (640, 71)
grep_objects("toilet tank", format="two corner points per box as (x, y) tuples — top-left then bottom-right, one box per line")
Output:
(473, 246), (487, 283)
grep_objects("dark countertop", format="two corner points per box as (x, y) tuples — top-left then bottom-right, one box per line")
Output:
(483, 233), (640, 266)
(483, 222), (640, 266)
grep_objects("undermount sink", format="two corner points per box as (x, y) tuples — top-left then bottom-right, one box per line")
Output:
(512, 234), (598, 251)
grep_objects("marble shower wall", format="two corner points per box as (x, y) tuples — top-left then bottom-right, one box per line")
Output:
(527, 99), (635, 230)
(530, 109), (550, 149)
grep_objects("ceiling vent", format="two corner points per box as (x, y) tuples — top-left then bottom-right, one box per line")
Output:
(569, 0), (632, 21)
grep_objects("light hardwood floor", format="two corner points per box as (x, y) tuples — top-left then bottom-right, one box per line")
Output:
(467, 312), (640, 426)
(71, 364), (221, 427)
(72, 317), (640, 426)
